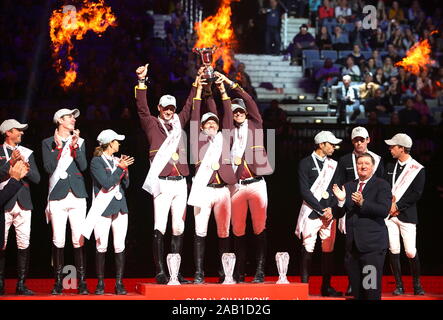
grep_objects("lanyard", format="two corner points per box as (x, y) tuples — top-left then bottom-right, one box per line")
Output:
(101, 154), (116, 173)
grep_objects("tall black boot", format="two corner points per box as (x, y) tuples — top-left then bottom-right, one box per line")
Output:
(114, 251), (127, 295)
(74, 247), (89, 295)
(409, 253), (425, 295)
(16, 248), (34, 295)
(171, 234), (191, 284)
(233, 235), (246, 283)
(300, 247), (313, 283)
(51, 245), (64, 295)
(218, 237), (231, 283)
(95, 251), (106, 295)
(0, 250), (5, 295)
(389, 253), (404, 295)
(153, 230), (168, 284)
(252, 231), (267, 283)
(193, 235), (206, 284)
(321, 252), (343, 297)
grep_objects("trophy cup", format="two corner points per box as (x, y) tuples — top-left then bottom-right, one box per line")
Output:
(193, 45), (217, 82)
(166, 253), (181, 285)
(275, 252), (290, 284)
(221, 253), (236, 285)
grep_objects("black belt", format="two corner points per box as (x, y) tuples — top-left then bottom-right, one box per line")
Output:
(239, 176), (263, 185)
(159, 176), (185, 181)
(207, 183), (227, 188)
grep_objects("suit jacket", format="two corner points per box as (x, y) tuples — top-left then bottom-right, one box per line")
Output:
(0, 178), (23, 249)
(298, 154), (339, 219)
(384, 161), (425, 224)
(337, 176), (391, 253)
(337, 152), (384, 186)
(90, 156), (130, 217)
(191, 98), (237, 185)
(41, 137), (88, 200)
(0, 145), (40, 210)
(135, 86), (195, 177)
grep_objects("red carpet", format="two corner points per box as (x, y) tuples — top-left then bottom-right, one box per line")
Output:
(1, 276), (442, 300)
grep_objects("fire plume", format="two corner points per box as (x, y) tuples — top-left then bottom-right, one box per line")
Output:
(194, 0), (238, 73)
(395, 34), (437, 75)
(49, 0), (117, 89)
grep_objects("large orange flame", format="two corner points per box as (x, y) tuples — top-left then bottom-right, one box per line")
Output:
(194, 0), (238, 73)
(395, 33), (437, 75)
(49, 0), (117, 90)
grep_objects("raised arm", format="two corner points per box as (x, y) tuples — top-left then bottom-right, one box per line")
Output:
(135, 64), (155, 133)
(190, 78), (204, 166)
(214, 74), (233, 130)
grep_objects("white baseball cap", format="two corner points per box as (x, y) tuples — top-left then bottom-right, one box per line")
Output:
(200, 112), (219, 125)
(384, 133), (413, 148)
(0, 119), (28, 134)
(231, 98), (247, 112)
(351, 126), (369, 139)
(314, 131), (342, 145)
(53, 108), (80, 124)
(97, 129), (125, 145)
(158, 95), (176, 109)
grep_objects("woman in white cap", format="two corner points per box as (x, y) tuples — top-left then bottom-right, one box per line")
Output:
(86, 129), (134, 295)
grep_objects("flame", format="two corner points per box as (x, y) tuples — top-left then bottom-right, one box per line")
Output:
(395, 33), (437, 75)
(194, 0), (238, 73)
(49, 0), (117, 89)
(436, 81), (443, 88)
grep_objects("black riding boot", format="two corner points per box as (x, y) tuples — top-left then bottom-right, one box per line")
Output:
(218, 237), (231, 283)
(153, 230), (168, 284)
(233, 235), (246, 283)
(95, 251), (106, 295)
(390, 253), (404, 295)
(321, 252), (343, 297)
(193, 235), (206, 284)
(300, 247), (313, 283)
(74, 247), (89, 295)
(171, 234), (191, 284)
(16, 248), (34, 295)
(252, 231), (267, 283)
(115, 251), (127, 295)
(0, 250), (6, 295)
(51, 245), (64, 295)
(409, 253), (425, 295)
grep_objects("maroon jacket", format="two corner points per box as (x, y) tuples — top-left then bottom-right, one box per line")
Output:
(191, 97), (237, 185)
(210, 85), (274, 179)
(135, 86), (196, 177)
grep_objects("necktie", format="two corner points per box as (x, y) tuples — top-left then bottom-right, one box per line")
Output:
(358, 182), (365, 192)
(164, 123), (172, 132)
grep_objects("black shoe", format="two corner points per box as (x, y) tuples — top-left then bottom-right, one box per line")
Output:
(51, 246), (64, 295)
(389, 253), (404, 295)
(321, 252), (342, 296)
(74, 247), (89, 295)
(153, 230), (169, 285)
(115, 280), (127, 295)
(171, 234), (191, 284)
(393, 286), (405, 295)
(233, 235), (246, 284)
(193, 235), (206, 284)
(414, 284), (425, 295)
(321, 285), (343, 297)
(252, 231), (267, 283)
(114, 251), (127, 294)
(16, 248), (34, 295)
(300, 247), (312, 283)
(409, 254), (425, 295)
(95, 251), (106, 295)
(95, 279), (105, 295)
(178, 273), (192, 284)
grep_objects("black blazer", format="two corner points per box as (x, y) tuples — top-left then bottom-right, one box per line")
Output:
(0, 178), (23, 249)
(338, 176), (391, 253)
(384, 162), (425, 224)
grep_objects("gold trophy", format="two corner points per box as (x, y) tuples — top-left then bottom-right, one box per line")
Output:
(193, 45), (217, 82)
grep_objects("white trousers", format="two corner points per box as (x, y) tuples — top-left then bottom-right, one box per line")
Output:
(194, 186), (231, 238)
(94, 212), (128, 253)
(231, 179), (268, 236)
(3, 202), (31, 250)
(49, 192), (87, 248)
(153, 179), (187, 236)
(302, 218), (337, 253)
(385, 217), (417, 258)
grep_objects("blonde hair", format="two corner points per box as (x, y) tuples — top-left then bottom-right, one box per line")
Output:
(93, 143), (110, 157)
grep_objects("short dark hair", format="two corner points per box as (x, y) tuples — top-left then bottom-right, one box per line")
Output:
(356, 152), (375, 165)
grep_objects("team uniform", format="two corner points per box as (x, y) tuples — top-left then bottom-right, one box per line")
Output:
(42, 117), (89, 295)
(295, 131), (342, 296)
(225, 85), (273, 283)
(384, 134), (425, 295)
(0, 138), (40, 295)
(188, 96), (237, 284)
(135, 84), (195, 284)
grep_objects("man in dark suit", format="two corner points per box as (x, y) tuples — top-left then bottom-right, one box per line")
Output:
(0, 160), (29, 295)
(333, 152), (392, 300)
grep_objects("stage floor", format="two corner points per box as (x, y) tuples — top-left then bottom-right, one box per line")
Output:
(1, 276), (442, 300)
